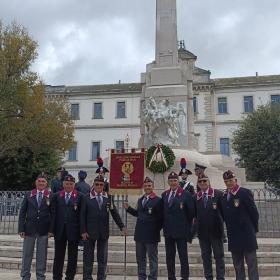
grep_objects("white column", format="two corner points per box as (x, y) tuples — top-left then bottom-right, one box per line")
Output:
(155, 0), (178, 67)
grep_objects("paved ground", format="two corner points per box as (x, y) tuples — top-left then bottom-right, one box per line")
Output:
(1, 270), (279, 280)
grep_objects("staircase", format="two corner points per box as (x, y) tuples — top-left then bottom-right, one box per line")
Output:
(0, 235), (279, 278)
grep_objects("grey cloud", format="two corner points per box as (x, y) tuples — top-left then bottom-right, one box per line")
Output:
(1, 0), (280, 85)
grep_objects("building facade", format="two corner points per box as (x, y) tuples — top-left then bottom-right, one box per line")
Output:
(46, 51), (280, 177)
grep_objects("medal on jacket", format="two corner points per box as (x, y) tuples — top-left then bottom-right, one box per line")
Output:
(180, 202), (184, 209)
(148, 207), (152, 214)
(233, 199), (240, 207)
(74, 203), (78, 211)
(212, 202), (217, 210)
(106, 202), (110, 213)
(46, 198), (50, 206)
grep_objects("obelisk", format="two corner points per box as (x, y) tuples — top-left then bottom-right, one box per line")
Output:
(141, 0), (195, 148)
(155, 0), (178, 67)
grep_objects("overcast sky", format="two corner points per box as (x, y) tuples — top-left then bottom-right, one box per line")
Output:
(1, 0), (280, 85)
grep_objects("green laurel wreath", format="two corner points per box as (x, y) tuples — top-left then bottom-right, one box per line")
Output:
(146, 144), (175, 173)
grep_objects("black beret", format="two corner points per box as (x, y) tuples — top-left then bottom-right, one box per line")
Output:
(94, 175), (105, 183)
(63, 174), (75, 183)
(223, 170), (236, 180)
(168, 172), (179, 180)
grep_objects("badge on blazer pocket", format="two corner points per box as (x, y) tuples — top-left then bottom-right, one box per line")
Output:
(180, 202), (184, 209)
(74, 203), (78, 211)
(212, 202), (217, 210)
(46, 198), (50, 206)
(148, 207), (152, 214)
(233, 199), (240, 208)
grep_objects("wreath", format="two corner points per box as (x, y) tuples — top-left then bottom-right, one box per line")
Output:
(146, 144), (175, 173)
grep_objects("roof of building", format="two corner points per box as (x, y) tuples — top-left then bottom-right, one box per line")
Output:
(46, 83), (143, 95)
(213, 74), (280, 87)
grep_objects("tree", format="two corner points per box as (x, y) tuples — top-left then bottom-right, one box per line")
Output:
(232, 103), (280, 189)
(0, 22), (74, 189)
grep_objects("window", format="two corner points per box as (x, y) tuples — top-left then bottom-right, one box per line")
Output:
(116, 101), (126, 118)
(91, 142), (101, 161)
(70, 104), (80, 120)
(271, 95), (280, 104)
(244, 96), (254, 113)
(68, 142), (77, 161)
(93, 102), (103, 119)
(116, 140), (124, 151)
(193, 96), (198, 113)
(220, 138), (230, 156)
(218, 97), (228, 114)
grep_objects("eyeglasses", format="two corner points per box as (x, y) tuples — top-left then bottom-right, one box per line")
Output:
(198, 180), (207, 183)
(95, 183), (104, 186)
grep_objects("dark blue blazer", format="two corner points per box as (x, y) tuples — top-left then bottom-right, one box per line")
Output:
(221, 186), (259, 252)
(161, 187), (195, 242)
(195, 188), (224, 240)
(50, 190), (83, 241)
(126, 193), (163, 243)
(18, 190), (52, 236)
(80, 192), (124, 240)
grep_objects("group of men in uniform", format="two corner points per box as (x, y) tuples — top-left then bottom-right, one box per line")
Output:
(124, 164), (259, 280)
(18, 159), (125, 280)
(18, 160), (260, 280)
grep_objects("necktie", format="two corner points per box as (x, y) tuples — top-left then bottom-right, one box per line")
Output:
(97, 193), (102, 209)
(168, 191), (176, 205)
(65, 193), (71, 204)
(203, 192), (208, 208)
(38, 192), (43, 207)
(142, 196), (148, 207)
(227, 191), (231, 202)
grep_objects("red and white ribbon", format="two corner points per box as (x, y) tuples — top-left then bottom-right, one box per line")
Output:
(148, 144), (168, 168)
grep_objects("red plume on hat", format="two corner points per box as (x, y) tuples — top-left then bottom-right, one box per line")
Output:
(180, 158), (187, 169)
(97, 157), (103, 168)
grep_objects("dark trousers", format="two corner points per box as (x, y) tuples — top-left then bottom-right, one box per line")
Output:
(53, 229), (78, 280)
(165, 237), (189, 280)
(199, 237), (225, 280)
(136, 241), (158, 280)
(231, 250), (259, 280)
(83, 238), (108, 280)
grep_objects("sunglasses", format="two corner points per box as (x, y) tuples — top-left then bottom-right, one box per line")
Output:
(198, 180), (207, 183)
(95, 183), (104, 186)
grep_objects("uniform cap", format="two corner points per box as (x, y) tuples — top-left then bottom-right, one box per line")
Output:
(63, 174), (75, 183)
(143, 176), (153, 184)
(168, 172), (179, 180)
(223, 170), (236, 180)
(194, 163), (207, 171)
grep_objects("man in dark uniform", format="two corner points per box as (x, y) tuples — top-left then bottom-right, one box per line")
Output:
(124, 176), (162, 280)
(18, 176), (52, 280)
(96, 157), (110, 192)
(179, 168), (195, 195)
(75, 170), (90, 195)
(195, 173), (225, 280)
(81, 175), (127, 280)
(221, 170), (259, 280)
(162, 172), (195, 280)
(50, 174), (83, 280)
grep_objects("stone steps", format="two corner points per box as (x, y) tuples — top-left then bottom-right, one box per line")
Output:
(1, 246), (279, 264)
(0, 235), (279, 277)
(1, 257), (280, 277)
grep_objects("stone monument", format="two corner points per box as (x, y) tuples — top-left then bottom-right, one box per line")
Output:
(140, 0), (248, 190)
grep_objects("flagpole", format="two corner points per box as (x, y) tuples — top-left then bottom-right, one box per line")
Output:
(123, 134), (130, 280)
